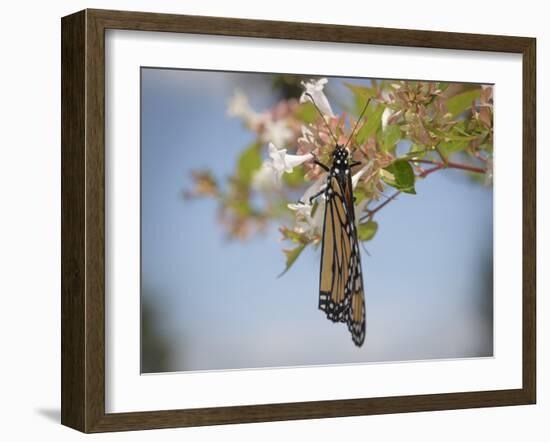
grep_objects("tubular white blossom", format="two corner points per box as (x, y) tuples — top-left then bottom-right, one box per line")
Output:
(261, 120), (294, 147)
(381, 107), (394, 132)
(227, 89), (265, 127)
(288, 200), (324, 237)
(226, 89), (248, 115)
(251, 162), (281, 192)
(298, 124), (315, 144)
(300, 173), (327, 203)
(288, 202), (312, 217)
(287, 202), (314, 233)
(268, 142), (313, 178)
(351, 161), (373, 189)
(299, 78), (334, 118)
(288, 173), (329, 238)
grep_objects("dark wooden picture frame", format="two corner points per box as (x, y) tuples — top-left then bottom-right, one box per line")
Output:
(61, 9), (536, 433)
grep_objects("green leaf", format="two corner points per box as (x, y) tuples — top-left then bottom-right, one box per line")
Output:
(295, 102), (318, 123)
(398, 144), (429, 161)
(452, 121), (476, 138)
(279, 244), (306, 277)
(356, 104), (385, 145)
(432, 127), (477, 142)
(353, 187), (369, 204)
(383, 160), (416, 194)
(279, 225), (307, 244)
(357, 221), (378, 241)
(438, 139), (469, 157)
(446, 89), (481, 117)
(382, 124), (401, 151)
(236, 142), (262, 185)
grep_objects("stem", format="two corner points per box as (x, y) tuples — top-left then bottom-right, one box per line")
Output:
(361, 191), (401, 223)
(359, 164), (447, 223)
(410, 159), (486, 174)
(418, 164), (444, 178)
(359, 159), (486, 223)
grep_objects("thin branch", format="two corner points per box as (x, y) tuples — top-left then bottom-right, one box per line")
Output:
(359, 165), (443, 223)
(410, 158), (486, 174)
(360, 191), (401, 223)
(358, 157), (486, 223)
(418, 164), (445, 178)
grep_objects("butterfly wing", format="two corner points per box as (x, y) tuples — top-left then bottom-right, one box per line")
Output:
(319, 173), (366, 346)
(346, 248), (366, 346)
(319, 176), (352, 322)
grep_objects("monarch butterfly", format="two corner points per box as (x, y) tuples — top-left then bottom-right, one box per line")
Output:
(303, 93), (370, 347)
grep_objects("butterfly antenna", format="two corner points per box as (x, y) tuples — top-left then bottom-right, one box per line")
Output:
(343, 97), (372, 151)
(304, 92), (339, 146)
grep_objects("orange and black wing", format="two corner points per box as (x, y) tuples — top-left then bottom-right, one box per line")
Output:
(318, 175), (366, 346)
(345, 248), (366, 346)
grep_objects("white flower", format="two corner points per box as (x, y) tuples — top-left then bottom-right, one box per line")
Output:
(261, 120), (294, 147)
(227, 89), (265, 127)
(351, 161), (373, 189)
(227, 89), (249, 116)
(288, 199), (324, 237)
(381, 107), (394, 132)
(268, 142), (313, 179)
(380, 89), (392, 103)
(251, 162), (281, 192)
(299, 78), (334, 118)
(288, 202), (313, 218)
(287, 173), (329, 237)
(252, 143), (314, 192)
(298, 125), (315, 144)
(288, 202), (313, 232)
(301, 173), (327, 203)
(288, 203), (313, 235)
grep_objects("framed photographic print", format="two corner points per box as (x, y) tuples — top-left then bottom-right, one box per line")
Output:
(61, 9), (536, 433)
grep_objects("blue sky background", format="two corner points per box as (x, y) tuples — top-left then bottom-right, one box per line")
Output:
(141, 68), (493, 373)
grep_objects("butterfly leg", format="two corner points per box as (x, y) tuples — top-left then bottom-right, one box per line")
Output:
(297, 188), (326, 206)
(308, 188), (326, 205)
(309, 151), (330, 172)
(314, 160), (330, 172)
(349, 161), (362, 168)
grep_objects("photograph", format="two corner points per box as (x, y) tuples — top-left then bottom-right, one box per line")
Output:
(54, 5), (537, 435)
(140, 69), (494, 373)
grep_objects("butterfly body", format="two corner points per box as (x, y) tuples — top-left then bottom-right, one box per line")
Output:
(314, 145), (366, 347)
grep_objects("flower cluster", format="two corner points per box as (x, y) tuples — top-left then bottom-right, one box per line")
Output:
(186, 76), (493, 274)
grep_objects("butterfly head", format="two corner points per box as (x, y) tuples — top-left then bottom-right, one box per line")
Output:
(332, 145), (350, 167)
(333, 145), (349, 161)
